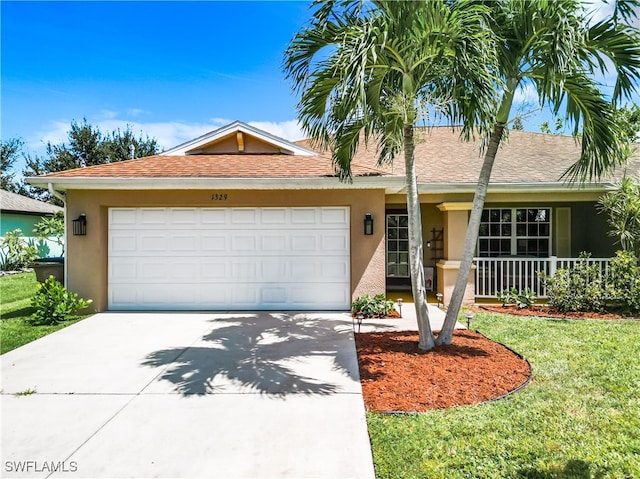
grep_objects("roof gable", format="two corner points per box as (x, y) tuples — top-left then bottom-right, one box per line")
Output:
(163, 121), (317, 156)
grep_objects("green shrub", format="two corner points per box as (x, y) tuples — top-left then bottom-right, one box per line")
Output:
(0, 229), (38, 271)
(351, 293), (395, 318)
(541, 253), (606, 313)
(30, 276), (92, 326)
(606, 250), (640, 312)
(498, 287), (518, 307)
(497, 287), (536, 309)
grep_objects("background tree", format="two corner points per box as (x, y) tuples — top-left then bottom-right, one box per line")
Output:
(438, 0), (640, 345)
(23, 119), (160, 202)
(1, 138), (27, 193)
(285, 0), (497, 350)
(615, 103), (640, 142)
(598, 176), (640, 257)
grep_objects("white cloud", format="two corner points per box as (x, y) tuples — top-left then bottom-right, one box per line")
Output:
(583, 0), (615, 25)
(28, 114), (305, 154)
(126, 108), (150, 117)
(513, 83), (539, 106)
(248, 120), (305, 141)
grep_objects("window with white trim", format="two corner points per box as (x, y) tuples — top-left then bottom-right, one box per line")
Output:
(478, 208), (551, 258)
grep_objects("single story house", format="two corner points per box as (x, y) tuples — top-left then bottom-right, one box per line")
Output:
(0, 189), (64, 258)
(27, 121), (639, 312)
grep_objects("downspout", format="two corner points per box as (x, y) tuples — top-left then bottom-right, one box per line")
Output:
(48, 183), (68, 288)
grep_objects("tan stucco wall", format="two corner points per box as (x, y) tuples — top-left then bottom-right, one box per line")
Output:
(65, 188), (386, 311)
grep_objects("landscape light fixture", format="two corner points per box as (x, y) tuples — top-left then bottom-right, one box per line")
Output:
(364, 213), (374, 235)
(72, 214), (87, 236)
(396, 298), (403, 317)
(466, 312), (474, 330)
(436, 293), (443, 309)
(355, 313), (364, 333)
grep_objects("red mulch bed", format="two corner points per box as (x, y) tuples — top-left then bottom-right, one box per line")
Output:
(474, 304), (635, 320)
(355, 330), (531, 412)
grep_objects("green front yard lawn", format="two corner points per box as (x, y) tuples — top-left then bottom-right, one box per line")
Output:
(0, 272), (84, 354)
(367, 313), (640, 479)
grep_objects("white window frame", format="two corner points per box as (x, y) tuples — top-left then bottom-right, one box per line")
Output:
(477, 207), (553, 258)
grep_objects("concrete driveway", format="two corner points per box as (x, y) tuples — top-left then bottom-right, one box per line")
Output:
(1, 312), (375, 478)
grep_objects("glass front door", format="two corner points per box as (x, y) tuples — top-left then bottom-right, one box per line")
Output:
(386, 214), (409, 277)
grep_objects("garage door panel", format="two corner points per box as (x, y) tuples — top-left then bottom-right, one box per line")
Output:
(321, 207), (349, 224)
(201, 208), (227, 224)
(110, 234), (137, 253)
(169, 208), (198, 224)
(110, 208), (137, 227)
(201, 234), (228, 252)
(260, 259), (287, 281)
(110, 261), (137, 281)
(140, 209), (167, 225)
(291, 208), (317, 224)
(261, 208), (287, 224)
(170, 234), (198, 251)
(322, 233), (349, 251)
(261, 287), (287, 304)
(231, 209), (257, 224)
(289, 284), (349, 305)
(322, 261), (350, 279)
(291, 234), (317, 251)
(109, 207), (350, 310)
(261, 234), (288, 251)
(201, 261), (228, 279)
(231, 235), (258, 251)
(142, 284), (197, 305)
(110, 285), (138, 307)
(140, 234), (168, 252)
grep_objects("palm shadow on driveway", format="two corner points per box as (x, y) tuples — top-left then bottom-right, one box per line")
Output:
(142, 313), (358, 397)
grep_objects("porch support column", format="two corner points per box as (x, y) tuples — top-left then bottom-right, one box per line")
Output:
(436, 202), (475, 306)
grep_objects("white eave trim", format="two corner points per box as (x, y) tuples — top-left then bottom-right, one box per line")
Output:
(416, 182), (616, 194)
(28, 177), (615, 194)
(27, 176), (403, 191)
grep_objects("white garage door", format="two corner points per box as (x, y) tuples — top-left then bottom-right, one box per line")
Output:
(108, 207), (350, 310)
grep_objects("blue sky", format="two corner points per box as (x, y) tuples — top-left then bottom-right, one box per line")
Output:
(1, 0), (638, 161)
(2, 1), (312, 154)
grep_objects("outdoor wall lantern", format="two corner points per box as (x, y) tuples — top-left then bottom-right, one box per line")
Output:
(72, 214), (87, 236)
(364, 213), (374, 235)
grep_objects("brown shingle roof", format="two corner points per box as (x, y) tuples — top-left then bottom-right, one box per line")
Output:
(298, 127), (640, 183)
(34, 126), (639, 184)
(37, 154), (388, 179)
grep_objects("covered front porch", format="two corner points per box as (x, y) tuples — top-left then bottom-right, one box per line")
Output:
(383, 194), (616, 305)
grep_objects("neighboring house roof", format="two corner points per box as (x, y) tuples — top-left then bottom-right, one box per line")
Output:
(27, 122), (639, 192)
(0, 189), (62, 215)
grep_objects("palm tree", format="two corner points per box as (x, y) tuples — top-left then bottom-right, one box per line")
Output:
(284, 0), (498, 350)
(437, 0), (640, 345)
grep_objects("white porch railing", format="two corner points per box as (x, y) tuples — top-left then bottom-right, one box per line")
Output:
(473, 256), (611, 298)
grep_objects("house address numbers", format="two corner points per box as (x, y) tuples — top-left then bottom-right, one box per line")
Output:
(211, 193), (228, 201)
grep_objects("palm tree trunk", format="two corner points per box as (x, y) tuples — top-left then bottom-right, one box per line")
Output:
(435, 122), (506, 345)
(404, 123), (435, 350)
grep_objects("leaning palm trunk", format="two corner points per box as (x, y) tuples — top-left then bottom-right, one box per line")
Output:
(436, 122), (506, 345)
(404, 124), (435, 350)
